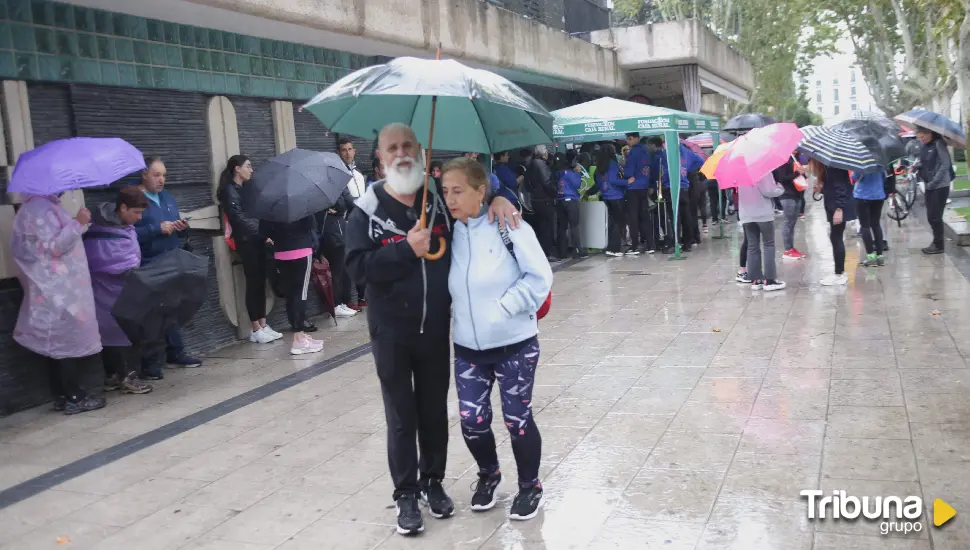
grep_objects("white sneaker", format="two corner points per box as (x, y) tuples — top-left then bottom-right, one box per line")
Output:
(290, 337), (324, 355)
(605, 251), (623, 257)
(249, 327), (276, 344)
(335, 304), (357, 318)
(263, 326), (284, 340)
(820, 273), (848, 286)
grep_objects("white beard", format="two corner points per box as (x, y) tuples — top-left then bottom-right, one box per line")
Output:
(384, 155), (426, 195)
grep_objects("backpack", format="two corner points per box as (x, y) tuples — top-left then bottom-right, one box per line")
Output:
(497, 225), (552, 320)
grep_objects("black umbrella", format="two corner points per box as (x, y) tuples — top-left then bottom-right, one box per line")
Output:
(723, 113), (777, 133)
(832, 116), (906, 167)
(243, 149), (353, 223)
(112, 249), (209, 345)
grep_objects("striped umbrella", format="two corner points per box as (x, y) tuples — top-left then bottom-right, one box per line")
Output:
(797, 125), (882, 174)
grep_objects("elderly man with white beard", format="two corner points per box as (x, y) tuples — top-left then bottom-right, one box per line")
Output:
(345, 123), (520, 536)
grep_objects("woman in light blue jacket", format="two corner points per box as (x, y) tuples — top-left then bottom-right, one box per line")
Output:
(442, 157), (553, 522)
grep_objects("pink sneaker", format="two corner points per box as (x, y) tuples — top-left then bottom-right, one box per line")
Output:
(290, 337), (324, 355)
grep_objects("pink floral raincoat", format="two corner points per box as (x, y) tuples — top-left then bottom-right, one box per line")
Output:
(11, 195), (102, 359)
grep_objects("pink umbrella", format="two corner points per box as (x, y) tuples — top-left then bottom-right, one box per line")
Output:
(714, 123), (804, 188)
(680, 138), (709, 160)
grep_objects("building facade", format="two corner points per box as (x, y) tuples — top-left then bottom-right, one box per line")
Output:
(804, 39), (882, 124)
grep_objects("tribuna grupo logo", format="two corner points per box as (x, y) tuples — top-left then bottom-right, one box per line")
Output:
(801, 490), (957, 536)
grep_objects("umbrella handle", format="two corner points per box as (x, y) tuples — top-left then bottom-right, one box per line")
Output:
(424, 237), (447, 260)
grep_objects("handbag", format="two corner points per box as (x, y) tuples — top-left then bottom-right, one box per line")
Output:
(498, 226), (552, 321)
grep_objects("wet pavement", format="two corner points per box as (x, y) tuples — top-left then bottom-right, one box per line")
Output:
(1, 204), (969, 550)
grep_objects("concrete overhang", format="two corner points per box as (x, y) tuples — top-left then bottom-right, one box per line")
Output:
(590, 20), (754, 103)
(62, 0), (629, 96)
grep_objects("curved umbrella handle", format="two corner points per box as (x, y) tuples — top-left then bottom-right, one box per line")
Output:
(423, 237), (447, 261)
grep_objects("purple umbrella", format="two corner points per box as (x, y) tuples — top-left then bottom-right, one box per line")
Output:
(8, 137), (145, 195)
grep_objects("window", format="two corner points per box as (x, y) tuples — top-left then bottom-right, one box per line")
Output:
(833, 105), (840, 115)
(816, 79), (822, 87)
(833, 89), (839, 102)
(850, 86), (857, 99)
(851, 103), (857, 111)
(816, 91), (822, 103)
(833, 78), (839, 87)
(850, 70), (856, 83)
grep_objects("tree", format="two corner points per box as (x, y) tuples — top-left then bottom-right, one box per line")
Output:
(815, 0), (957, 116)
(612, 0), (837, 119)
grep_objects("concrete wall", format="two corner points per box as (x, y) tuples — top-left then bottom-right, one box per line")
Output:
(174, 0), (628, 93)
(589, 20), (753, 93)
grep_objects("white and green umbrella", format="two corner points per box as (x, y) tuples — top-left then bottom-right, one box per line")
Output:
(301, 57), (554, 154)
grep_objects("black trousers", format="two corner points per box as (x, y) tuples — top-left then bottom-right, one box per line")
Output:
(532, 200), (557, 257)
(277, 255), (312, 330)
(826, 210), (847, 275)
(237, 240), (267, 321)
(688, 183), (702, 242)
(704, 181), (724, 223)
(604, 199), (626, 253)
(556, 199), (582, 258)
(856, 198), (885, 255)
(625, 189), (648, 249)
(47, 355), (98, 400)
(103, 345), (141, 378)
(926, 187), (950, 249)
(372, 330), (451, 499)
(319, 238), (351, 305)
(664, 191), (694, 248)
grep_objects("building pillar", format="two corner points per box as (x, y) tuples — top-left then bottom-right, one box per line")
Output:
(271, 101), (297, 154)
(206, 96), (251, 338)
(682, 64), (701, 114)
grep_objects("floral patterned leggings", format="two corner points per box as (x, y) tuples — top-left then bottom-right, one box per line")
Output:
(455, 337), (542, 489)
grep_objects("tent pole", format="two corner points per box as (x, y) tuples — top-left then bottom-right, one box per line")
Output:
(665, 130), (685, 261)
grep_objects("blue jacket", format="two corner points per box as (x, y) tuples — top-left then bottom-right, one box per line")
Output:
(492, 163), (520, 208)
(624, 143), (651, 190)
(851, 171), (887, 201)
(134, 189), (182, 263)
(450, 214), (553, 351)
(597, 161), (628, 201)
(652, 143), (705, 189)
(557, 170), (582, 201)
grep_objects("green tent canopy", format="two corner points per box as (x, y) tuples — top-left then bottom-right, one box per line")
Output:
(551, 97), (720, 143)
(551, 97), (723, 258)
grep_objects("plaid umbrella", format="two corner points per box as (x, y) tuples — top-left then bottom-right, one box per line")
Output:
(797, 125), (882, 175)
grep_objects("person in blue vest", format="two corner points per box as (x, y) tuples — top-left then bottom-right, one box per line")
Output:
(648, 137), (704, 252)
(134, 157), (203, 378)
(493, 151), (521, 210)
(623, 132), (653, 255)
(555, 156), (587, 259)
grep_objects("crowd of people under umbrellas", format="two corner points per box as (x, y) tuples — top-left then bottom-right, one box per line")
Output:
(6, 51), (963, 537)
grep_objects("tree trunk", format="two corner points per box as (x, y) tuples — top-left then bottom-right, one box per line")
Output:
(960, 0), (970, 138)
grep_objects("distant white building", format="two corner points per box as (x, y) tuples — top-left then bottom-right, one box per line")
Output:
(802, 38), (882, 124)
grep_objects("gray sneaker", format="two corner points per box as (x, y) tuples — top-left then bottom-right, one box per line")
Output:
(121, 372), (153, 395)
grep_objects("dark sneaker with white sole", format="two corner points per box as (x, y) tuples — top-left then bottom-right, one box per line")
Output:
(471, 473), (502, 511)
(420, 478), (455, 518)
(64, 395), (106, 415)
(509, 484), (544, 521)
(395, 493), (424, 535)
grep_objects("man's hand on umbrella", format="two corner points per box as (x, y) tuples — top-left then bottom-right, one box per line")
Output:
(74, 208), (91, 225)
(407, 224), (431, 257)
(488, 196), (521, 230)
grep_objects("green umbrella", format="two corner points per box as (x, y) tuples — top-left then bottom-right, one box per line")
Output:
(551, 98), (722, 258)
(301, 56), (554, 154)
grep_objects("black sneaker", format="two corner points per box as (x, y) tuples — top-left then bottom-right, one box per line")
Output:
(52, 396), (67, 412)
(509, 484), (544, 521)
(395, 493), (424, 536)
(922, 246), (944, 255)
(64, 395), (106, 416)
(167, 354), (202, 368)
(471, 473), (502, 511)
(420, 479), (455, 519)
(141, 369), (164, 381)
